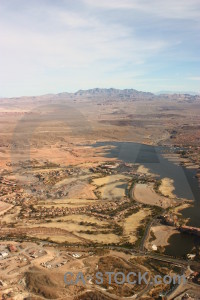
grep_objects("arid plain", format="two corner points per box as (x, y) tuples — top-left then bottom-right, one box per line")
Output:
(0, 89), (200, 299)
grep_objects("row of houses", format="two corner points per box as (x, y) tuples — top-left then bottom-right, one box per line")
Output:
(21, 199), (123, 219)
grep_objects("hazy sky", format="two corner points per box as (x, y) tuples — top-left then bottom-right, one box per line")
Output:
(1, 0), (200, 97)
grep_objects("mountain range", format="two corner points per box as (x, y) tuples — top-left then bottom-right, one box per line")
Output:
(1, 88), (200, 102)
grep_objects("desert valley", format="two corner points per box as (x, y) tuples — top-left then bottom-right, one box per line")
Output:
(0, 88), (200, 299)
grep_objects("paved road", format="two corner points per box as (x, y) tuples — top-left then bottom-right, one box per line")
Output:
(139, 219), (155, 251)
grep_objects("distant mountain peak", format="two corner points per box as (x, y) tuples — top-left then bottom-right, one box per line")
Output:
(74, 88), (154, 97)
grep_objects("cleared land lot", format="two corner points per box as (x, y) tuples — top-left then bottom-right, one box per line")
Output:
(76, 232), (120, 244)
(93, 174), (130, 200)
(98, 181), (127, 199)
(30, 221), (101, 233)
(93, 174), (130, 186)
(146, 225), (179, 250)
(55, 174), (94, 187)
(124, 208), (151, 243)
(0, 201), (13, 215)
(133, 183), (176, 208)
(66, 182), (97, 199)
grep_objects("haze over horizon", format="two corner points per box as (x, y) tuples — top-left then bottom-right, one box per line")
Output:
(0, 0), (200, 97)
(1, 87), (200, 99)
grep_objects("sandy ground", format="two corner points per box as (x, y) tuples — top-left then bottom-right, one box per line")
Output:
(66, 182), (97, 199)
(137, 165), (150, 174)
(133, 183), (176, 208)
(146, 225), (179, 250)
(30, 221), (100, 233)
(172, 203), (192, 216)
(159, 177), (175, 198)
(0, 90), (200, 300)
(93, 174), (130, 199)
(162, 154), (200, 170)
(0, 201), (13, 216)
(0, 206), (21, 224)
(162, 153), (181, 164)
(29, 146), (112, 167)
(183, 163), (199, 169)
(4, 144), (113, 174)
(124, 208), (151, 243)
(93, 174), (130, 186)
(54, 174), (92, 187)
(98, 180), (127, 199)
(31, 234), (82, 243)
(76, 232), (120, 244)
